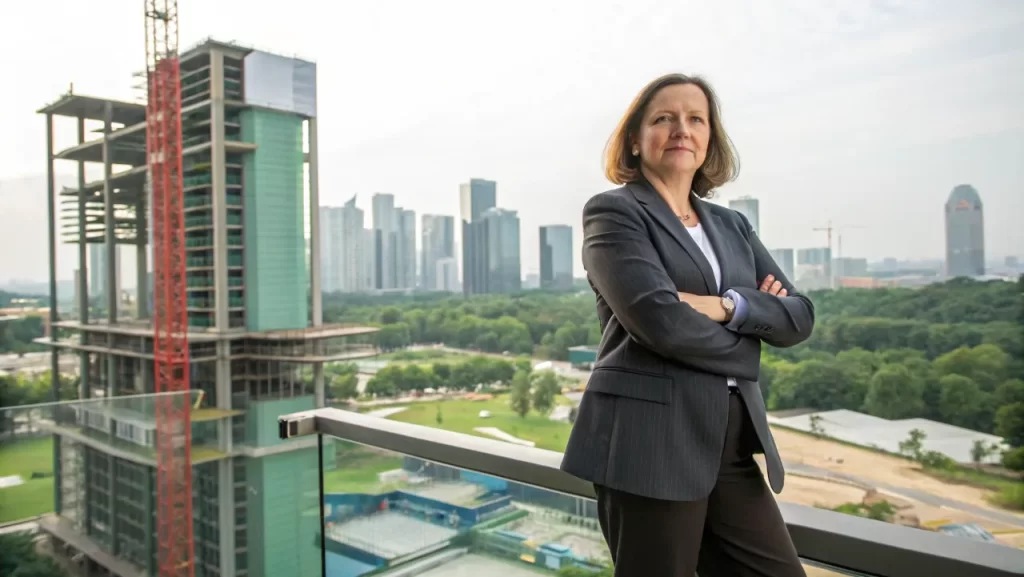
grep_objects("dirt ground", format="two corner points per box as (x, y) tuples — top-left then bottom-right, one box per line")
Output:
(769, 426), (1017, 513)
(766, 427), (1024, 549)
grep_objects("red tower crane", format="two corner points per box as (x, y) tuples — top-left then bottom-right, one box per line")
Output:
(145, 1), (194, 576)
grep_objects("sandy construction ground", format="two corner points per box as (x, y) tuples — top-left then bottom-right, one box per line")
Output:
(769, 426), (1013, 513)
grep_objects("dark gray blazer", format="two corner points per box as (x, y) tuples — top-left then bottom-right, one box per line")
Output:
(560, 180), (815, 502)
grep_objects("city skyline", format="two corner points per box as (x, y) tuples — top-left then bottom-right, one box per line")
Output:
(2, 1), (1022, 286)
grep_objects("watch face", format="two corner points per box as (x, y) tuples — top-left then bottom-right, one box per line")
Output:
(722, 297), (735, 313)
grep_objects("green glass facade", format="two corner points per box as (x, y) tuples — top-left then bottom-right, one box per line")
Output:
(240, 108), (309, 332)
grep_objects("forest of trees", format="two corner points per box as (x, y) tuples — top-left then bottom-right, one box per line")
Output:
(323, 277), (1024, 469)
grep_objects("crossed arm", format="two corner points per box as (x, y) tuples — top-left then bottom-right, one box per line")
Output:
(678, 214), (815, 348)
(582, 194), (761, 381)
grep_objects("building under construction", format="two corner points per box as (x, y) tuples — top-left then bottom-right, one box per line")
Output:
(37, 38), (378, 577)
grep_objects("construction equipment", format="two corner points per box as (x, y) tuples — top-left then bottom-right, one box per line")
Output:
(145, 1), (194, 576)
(812, 221), (867, 288)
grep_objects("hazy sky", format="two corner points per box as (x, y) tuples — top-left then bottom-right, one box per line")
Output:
(1, 0), (1022, 284)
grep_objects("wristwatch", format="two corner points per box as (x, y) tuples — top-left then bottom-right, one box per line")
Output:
(720, 296), (736, 322)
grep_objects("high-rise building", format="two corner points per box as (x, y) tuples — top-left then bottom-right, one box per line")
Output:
(398, 209), (417, 289)
(797, 247), (832, 289)
(768, 248), (795, 281)
(371, 194), (415, 290)
(482, 207), (522, 294)
(320, 196), (366, 293)
(944, 184), (985, 278)
(36, 39), (379, 577)
(540, 225), (574, 291)
(422, 214), (456, 292)
(89, 243), (121, 305)
(372, 193), (397, 290)
(460, 178), (497, 295)
(728, 196), (760, 236)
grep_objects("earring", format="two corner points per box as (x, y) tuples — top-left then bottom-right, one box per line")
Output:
(632, 148), (639, 156)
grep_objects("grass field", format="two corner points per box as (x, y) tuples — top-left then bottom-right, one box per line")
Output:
(386, 394), (573, 452)
(0, 436), (55, 523)
(323, 449), (405, 494)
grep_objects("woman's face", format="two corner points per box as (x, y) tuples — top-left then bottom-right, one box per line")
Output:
(635, 83), (711, 181)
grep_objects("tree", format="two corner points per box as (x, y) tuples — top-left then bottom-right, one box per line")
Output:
(995, 403), (1024, 448)
(808, 414), (824, 438)
(862, 364), (925, 419)
(0, 531), (67, 577)
(899, 428), (926, 461)
(509, 370), (532, 418)
(970, 439), (999, 469)
(531, 371), (560, 415)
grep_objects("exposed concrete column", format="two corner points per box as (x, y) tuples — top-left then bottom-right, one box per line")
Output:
(45, 113), (59, 397)
(46, 112), (63, 515)
(77, 117), (90, 399)
(309, 118), (325, 407)
(102, 103), (117, 396)
(102, 102), (116, 322)
(308, 118), (322, 327)
(135, 192), (148, 319)
(210, 49), (229, 332)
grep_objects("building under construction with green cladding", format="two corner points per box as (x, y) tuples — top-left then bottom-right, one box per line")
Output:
(36, 38), (378, 577)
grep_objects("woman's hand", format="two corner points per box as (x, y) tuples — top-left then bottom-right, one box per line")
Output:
(677, 292), (728, 322)
(760, 275), (787, 297)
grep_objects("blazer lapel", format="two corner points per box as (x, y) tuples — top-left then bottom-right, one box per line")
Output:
(628, 181), (718, 295)
(691, 197), (734, 292)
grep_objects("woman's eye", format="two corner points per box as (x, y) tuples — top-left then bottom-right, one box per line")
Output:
(691, 116), (704, 124)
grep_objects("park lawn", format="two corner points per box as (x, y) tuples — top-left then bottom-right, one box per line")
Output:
(322, 450), (405, 494)
(387, 394), (573, 452)
(0, 436), (55, 523)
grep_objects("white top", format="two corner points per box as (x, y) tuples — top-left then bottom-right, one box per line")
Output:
(683, 223), (737, 390)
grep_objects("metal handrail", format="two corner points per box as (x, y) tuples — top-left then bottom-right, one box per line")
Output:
(279, 407), (1024, 577)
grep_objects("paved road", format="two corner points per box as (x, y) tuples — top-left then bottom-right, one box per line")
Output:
(786, 461), (1024, 528)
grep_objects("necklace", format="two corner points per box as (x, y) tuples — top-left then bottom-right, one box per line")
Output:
(677, 210), (692, 222)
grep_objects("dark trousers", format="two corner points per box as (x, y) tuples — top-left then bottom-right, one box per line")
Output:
(595, 392), (806, 577)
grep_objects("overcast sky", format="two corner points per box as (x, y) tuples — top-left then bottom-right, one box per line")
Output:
(1, 0), (1021, 284)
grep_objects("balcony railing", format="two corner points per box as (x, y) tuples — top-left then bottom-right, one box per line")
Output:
(280, 407), (1024, 577)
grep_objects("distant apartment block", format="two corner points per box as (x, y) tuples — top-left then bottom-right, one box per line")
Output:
(482, 207), (522, 294)
(372, 193), (416, 290)
(422, 214), (456, 292)
(320, 196), (366, 293)
(540, 225), (574, 291)
(768, 248), (795, 281)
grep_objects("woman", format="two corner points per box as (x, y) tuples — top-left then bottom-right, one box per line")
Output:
(561, 73), (815, 576)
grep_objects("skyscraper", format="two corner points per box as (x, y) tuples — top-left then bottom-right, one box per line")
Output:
(320, 196), (366, 293)
(460, 178), (497, 295)
(944, 184), (985, 278)
(483, 207), (522, 294)
(540, 225), (574, 291)
(371, 194), (416, 290)
(728, 196), (760, 236)
(398, 209), (417, 289)
(422, 214), (456, 291)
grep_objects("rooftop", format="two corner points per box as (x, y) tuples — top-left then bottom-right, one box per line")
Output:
(37, 93), (146, 125)
(769, 408), (1007, 464)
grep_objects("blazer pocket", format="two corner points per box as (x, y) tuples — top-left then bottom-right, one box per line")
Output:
(585, 368), (672, 405)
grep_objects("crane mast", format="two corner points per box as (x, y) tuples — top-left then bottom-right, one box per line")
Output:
(145, 1), (194, 576)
